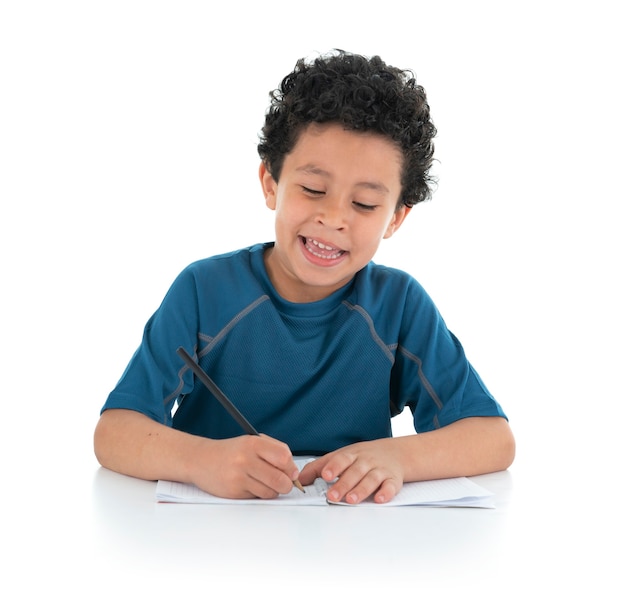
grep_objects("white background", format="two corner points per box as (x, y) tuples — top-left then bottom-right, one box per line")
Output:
(1, 1), (624, 609)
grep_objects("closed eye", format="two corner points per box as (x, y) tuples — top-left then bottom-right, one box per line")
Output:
(302, 186), (325, 196)
(353, 202), (377, 211)
(302, 185), (377, 211)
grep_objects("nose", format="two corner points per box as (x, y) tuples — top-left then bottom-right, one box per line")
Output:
(315, 196), (347, 231)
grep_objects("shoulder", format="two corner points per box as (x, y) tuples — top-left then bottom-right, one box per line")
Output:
(351, 262), (442, 333)
(168, 244), (268, 291)
(160, 244), (267, 306)
(355, 261), (431, 304)
(183, 243), (265, 277)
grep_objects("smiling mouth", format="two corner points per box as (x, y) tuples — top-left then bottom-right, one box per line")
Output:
(301, 237), (347, 260)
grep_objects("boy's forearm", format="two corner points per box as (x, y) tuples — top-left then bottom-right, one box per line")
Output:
(397, 416), (515, 482)
(93, 408), (207, 484)
(93, 409), (301, 500)
(94, 411), (514, 494)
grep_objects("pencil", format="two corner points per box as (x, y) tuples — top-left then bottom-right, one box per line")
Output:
(176, 347), (305, 493)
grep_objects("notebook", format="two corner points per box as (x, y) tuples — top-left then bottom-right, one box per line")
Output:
(156, 459), (495, 508)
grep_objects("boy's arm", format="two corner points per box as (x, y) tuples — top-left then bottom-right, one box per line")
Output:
(298, 416), (515, 504)
(93, 408), (302, 499)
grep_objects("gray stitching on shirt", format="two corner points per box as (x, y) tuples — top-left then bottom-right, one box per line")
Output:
(342, 301), (395, 363)
(197, 295), (271, 359)
(396, 344), (444, 411)
(164, 295), (271, 407)
(343, 300), (443, 418)
(164, 362), (191, 411)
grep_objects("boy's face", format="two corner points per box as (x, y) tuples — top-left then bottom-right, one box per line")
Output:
(260, 122), (409, 303)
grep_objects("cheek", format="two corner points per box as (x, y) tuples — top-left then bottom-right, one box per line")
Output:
(275, 198), (306, 227)
(273, 206), (301, 241)
(367, 216), (395, 242)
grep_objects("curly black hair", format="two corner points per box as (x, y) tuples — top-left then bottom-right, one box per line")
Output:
(257, 50), (437, 207)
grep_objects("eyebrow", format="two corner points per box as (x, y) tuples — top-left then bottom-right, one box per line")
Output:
(295, 164), (390, 194)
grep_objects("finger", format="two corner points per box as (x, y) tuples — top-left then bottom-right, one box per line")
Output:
(250, 459), (297, 496)
(297, 457), (327, 485)
(325, 461), (372, 503)
(313, 451), (358, 483)
(229, 436), (297, 497)
(244, 474), (285, 499)
(372, 478), (401, 504)
(328, 468), (401, 505)
(256, 434), (300, 481)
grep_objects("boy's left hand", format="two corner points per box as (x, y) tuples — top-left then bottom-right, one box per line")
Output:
(298, 439), (404, 504)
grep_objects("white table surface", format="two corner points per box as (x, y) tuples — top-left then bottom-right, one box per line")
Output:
(4, 428), (623, 613)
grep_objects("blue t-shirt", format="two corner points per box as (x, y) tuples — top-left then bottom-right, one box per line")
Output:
(103, 243), (506, 455)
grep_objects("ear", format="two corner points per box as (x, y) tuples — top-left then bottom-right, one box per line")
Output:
(383, 205), (411, 239)
(259, 162), (277, 211)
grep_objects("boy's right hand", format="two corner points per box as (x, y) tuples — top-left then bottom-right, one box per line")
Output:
(94, 409), (300, 500)
(190, 433), (301, 500)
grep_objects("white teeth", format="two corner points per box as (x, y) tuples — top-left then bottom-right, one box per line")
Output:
(311, 239), (333, 250)
(305, 238), (344, 259)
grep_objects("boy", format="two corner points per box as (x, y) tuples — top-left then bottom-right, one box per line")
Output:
(94, 50), (515, 504)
